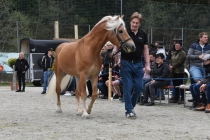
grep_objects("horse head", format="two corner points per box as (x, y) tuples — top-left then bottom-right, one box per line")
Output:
(105, 15), (136, 53)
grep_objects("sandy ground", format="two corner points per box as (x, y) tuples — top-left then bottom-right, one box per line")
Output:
(0, 86), (210, 140)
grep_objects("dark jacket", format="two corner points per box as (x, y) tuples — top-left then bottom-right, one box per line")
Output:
(102, 49), (113, 74)
(187, 41), (210, 68)
(41, 55), (54, 71)
(15, 58), (29, 73)
(150, 60), (170, 81)
(167, 46), (186, 61)
(170, 49), (186, 74)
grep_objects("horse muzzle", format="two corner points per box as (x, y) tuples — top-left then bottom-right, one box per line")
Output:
(121, 42), (136, 53)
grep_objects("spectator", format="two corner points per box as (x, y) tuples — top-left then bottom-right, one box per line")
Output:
(201, 83), (210, 113)
(167, 36), (185, 61)
(98, 44), (113, 99)
(105, 53), (122, 99)
(41, 48), (54, 94)
(187, 32), (210, 82)
(64, 76), (76, 96)
(169, 41), (186, 104)
(155, 41), (167, 60)
(15, 52), (29, 92)
(140, 53), (170, 106)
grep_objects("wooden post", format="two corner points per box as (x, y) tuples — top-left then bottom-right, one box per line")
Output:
(12, 65), (16, 91)
(74, 25), (78, 39)
(108, 67), (112, 101)
(54, 21), (59, 38)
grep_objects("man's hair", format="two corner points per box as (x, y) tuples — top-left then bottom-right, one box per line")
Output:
(156, 53), (165, 59)
(198, 32), (208, 39)
(130, 12), (142, 23)
(149, 52), (156, 57)
(174, 40), (182, 46)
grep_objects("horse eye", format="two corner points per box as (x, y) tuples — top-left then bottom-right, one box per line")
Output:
(119, 30), (123, 34)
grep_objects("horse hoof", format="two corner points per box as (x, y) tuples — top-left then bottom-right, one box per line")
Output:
(82, 112), (90, 118)
(56, 109), (62, 113)
(87, 109), (92, 114)
(76, 111), (82, 116)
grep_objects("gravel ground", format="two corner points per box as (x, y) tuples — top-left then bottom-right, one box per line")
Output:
(0, 86), (210, 140)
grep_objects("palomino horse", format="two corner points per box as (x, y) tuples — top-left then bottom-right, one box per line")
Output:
(48, 15), (136, 117)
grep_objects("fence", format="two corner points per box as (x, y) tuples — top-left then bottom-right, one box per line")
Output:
(1, 0), (210, 52)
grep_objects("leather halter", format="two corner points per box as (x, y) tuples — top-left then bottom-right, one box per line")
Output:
(114, 25), (132, 51)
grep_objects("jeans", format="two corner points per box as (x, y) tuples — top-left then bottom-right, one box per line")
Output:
(120, 60), (143, 114)
(206, 84), (210, 104)
(43, 70), (53, 92)
(68, 76), (76, 92)
(189, 66), (205, 82)
(155, 89), (164, 97)
(144, 80), (169, 102)
(189, 83), (202, 103)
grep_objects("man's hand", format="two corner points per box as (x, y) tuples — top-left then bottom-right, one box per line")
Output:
(151, 79), (155, 83)
(199, 54), (205, 59)
(145, 65), (151, 74)
(200, 84), (206, 92)
(22, 71), (25, 73)
(196, 80), (201, 85)
(204, 60), (210, 65)
(169, 66), (173, 71)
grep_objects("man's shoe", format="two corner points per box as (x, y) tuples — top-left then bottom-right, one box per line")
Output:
(125, 111), (136, 119)
(21, 89), (25, 92)
(41, 91), (46, 94)
(139, 101), (148, 105)
(194, 103), (205, 111)
(188, 102), (197, 109)
(188, 98), (193, 102)
(100, 95), (107, 99)
(205, 104), (210, 113)
(16, 90), (21, 92)
(155, 96), (165, 100)
(169, 99), (179, 103)
(169, 97), (175, 100)
(177, 99), (184, 104)
(145, 102), (155, 106)
(119, 97), (124, 102)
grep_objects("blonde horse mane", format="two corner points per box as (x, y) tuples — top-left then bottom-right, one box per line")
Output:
(94, 16), (125, 34)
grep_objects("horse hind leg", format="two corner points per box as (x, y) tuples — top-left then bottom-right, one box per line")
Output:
(55, 71), (66, 113)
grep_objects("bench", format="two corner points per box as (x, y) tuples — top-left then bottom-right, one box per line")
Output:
(159, 86), (174, 105)
(177, 85), (190, 107)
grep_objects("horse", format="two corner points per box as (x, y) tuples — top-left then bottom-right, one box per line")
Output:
(47, 15), (136, 117)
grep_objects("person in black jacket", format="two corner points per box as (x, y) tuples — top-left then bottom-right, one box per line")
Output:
(140, 53), (170, 106)
(15, 52), (29, 92)
(41, 48), (54, 94)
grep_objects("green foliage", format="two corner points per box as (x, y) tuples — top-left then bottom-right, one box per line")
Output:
(7, 58), (17, 68)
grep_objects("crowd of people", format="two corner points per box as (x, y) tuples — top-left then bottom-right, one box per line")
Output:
(15, 12), (210, 119)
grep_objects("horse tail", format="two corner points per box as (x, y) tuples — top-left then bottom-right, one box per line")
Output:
(46, 74), (72, 98)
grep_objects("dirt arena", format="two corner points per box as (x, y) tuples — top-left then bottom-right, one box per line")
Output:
(0, 86), (210, 140)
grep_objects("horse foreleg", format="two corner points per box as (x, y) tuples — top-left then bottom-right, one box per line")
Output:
(79, 75), (89, 118)
(87, 77), (98, 114)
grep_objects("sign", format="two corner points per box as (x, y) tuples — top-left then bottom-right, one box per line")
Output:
(0, 65), (3, 72)
(0, 53), (19, 73)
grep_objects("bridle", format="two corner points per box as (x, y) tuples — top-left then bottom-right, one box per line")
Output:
(114, 25), (132, 49)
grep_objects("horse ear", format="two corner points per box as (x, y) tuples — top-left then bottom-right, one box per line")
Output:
(115, 15), (120, 20)
(120, 15), (124, 19)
